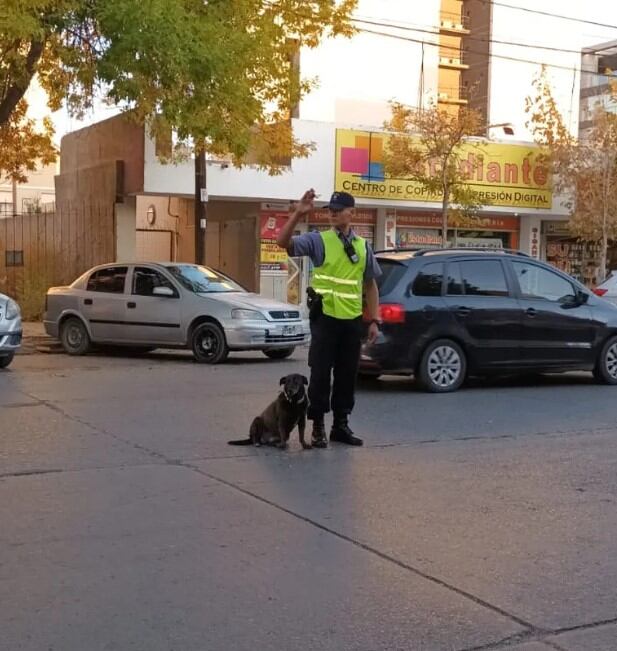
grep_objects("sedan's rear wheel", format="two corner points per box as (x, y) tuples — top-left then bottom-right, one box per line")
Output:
(418, 339), (466, 393)
(191, 322), (229, 364)
(594, 336), (617, 385)
(60, 317), (91, 356)
(0, 353), (14, 369)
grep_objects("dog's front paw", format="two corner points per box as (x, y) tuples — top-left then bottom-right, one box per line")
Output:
(301, 442), (312, 450)
(277, 442), (289, 450)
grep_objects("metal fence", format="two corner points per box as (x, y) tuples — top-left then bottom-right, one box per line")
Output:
(0, 206), (115, 318)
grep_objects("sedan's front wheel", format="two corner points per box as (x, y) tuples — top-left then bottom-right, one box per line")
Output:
(60, 317), (91, 356)
(263, 347), (295, 360)
(418, 339), (466, 393)
(593, 336), (617, 385)
(191, 322), (229, 364)
(0, 353), (14, 369)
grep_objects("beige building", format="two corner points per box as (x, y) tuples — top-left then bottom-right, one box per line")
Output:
(0, 163), (57, 216)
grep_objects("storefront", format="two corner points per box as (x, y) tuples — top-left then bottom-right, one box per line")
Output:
(542, 220), (602, 286)
(307, 208), (377, 246)
(390, 211), (520, 250)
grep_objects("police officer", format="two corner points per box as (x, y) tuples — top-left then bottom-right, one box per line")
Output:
(277, 189), (382, 447)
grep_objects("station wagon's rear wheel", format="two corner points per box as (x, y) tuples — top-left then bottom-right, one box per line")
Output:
(191, 322), (229, 364)
(593, 335), (617, 385)
(60, 317), (91, 356)
(418, 339), (466, 393)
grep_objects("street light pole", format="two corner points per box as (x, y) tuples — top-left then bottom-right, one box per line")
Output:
(194, 148), (207, 265)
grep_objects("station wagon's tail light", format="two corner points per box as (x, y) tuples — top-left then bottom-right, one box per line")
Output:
(379, 303), (406, 324)
(593, 288), (608, 296)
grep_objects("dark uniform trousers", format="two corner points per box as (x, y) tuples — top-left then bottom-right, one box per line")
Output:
(307, 313), (364, 421)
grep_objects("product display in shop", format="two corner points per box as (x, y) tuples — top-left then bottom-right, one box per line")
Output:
(545, 239), (602, 287)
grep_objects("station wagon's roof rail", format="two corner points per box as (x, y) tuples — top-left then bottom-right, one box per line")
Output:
(375, 247), (530, 257)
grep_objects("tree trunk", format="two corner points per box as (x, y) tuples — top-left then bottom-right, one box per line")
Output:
(441, 183), (449, 249)
(600, 228), (608, 283)
(0, 40), (44, 127)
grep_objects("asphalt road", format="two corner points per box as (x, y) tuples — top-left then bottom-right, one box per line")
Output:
(2, 347), (617, 651)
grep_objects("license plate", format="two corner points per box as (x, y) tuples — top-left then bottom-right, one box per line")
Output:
(282, 325), (298, 337)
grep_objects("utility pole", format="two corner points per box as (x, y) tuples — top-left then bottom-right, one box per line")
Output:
(194, 148), (207, 265)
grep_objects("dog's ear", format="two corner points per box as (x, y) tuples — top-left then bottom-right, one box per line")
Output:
(279, 376), (287, 386)
(302, 375), (308, 385)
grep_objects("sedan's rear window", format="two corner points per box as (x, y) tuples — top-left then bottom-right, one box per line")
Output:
(86, 267), (128, 294)
(376, 260), (408, 296)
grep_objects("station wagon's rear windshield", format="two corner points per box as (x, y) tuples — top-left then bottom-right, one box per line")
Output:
(376, 259), (408, 296)
(167, 265), (244, 293)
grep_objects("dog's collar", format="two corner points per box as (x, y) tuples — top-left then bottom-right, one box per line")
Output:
(282, 390), (306, 405)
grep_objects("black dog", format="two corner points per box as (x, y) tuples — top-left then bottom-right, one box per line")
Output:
(228, 374), (310, 449)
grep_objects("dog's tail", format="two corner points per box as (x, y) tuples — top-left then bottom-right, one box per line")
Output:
(227, 438), (253, 446)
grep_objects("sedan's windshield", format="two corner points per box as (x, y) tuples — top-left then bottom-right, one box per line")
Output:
(167, 265), (245, 293)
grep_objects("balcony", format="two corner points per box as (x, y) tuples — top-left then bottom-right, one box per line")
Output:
(439, 48), (469, 70)
(437, 87), (469, 105)
(439, 12), (470, 35)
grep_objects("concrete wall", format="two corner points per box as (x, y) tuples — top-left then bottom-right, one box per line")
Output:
(116, 198), (137, 262)
(60, 113), (144, 195)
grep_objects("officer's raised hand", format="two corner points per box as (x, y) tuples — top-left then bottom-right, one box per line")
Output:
(296, 189), (316, 215)
(276, 189), (315, 250)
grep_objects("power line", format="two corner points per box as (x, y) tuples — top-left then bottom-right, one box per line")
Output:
(355, 26), (613, 80)
(482, 0), (617, 33)
(353, 16), (599, 57)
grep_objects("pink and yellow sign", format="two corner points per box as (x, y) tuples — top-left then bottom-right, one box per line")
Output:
(335, 129), (553, 210)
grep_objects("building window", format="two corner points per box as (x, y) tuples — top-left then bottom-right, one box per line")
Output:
(6, 250), (24, 267)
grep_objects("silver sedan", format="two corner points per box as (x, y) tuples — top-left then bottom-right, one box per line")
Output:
(0, 293), (22, 368)
(44, 263), (309, 363)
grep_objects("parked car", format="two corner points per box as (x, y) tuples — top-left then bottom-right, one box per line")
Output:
(44, 263), (309, 363)
(360, 248), (617, 392)
(0, 293), (22, 368)
(593, 271), (617, 306)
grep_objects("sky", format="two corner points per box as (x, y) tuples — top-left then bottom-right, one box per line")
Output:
(30, 0), (617, 144)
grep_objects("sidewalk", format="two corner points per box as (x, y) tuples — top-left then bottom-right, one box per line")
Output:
(19, 322), (61, 355)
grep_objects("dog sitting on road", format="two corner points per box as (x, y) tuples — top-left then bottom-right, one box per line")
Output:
(228, 373), (310, 450)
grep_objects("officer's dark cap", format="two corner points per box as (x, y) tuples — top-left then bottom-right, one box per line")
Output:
(328, 191), (355, 211)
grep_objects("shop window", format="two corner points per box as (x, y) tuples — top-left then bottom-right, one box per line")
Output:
(412, 262), (444, 297)
(512, 261), (576, 303)
(460, 260), (509, 297)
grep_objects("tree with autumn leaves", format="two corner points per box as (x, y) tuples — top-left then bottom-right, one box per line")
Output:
(0, 0), (356, 182)
(383, 101), (488, 248)
(526, 68), (617, 281)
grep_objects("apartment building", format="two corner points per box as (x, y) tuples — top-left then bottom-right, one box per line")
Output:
(579, 40), (617, 138)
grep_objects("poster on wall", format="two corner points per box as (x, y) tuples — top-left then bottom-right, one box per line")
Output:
(308, 208), (376, 247)
(260, 212), (289, 271)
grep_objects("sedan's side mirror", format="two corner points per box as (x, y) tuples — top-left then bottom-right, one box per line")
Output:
(152, 286), (175, 298)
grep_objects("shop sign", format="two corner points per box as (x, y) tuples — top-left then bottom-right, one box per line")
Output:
(396, 228), (442, 248)
(391, 211), (519, 232)
(543, 220), (571, 236)
(309, 208), (377, 224)
(335, 129), (553, 209)
(260, 212), (288, 271)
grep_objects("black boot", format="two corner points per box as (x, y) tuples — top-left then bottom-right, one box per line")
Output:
(311, 418), (328, 448)
(330, 416), (363, 446)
